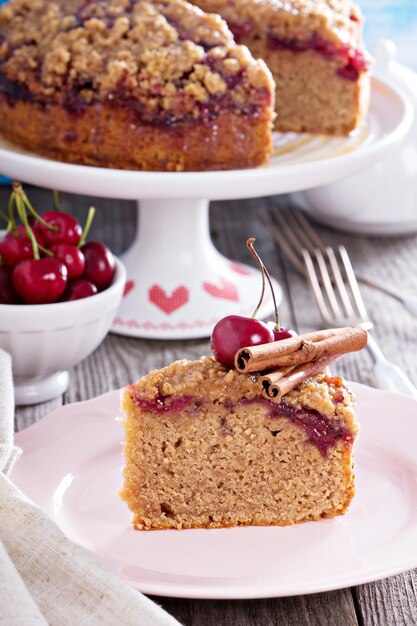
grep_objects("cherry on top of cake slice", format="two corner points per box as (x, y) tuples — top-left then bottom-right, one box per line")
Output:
(0, 0), (275, 123)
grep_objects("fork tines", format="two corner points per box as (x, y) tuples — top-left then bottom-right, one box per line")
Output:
(302, 246), (368, 328)
(263, 204), (325, 275)
(264, 204), (372, 329)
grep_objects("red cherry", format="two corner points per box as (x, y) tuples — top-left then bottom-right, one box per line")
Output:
(0, 234), (33, 268)
(12, 258), (68, 304)
(6, 224), (45, 246)
(34, 211), (82, 247)
(270, 326), (297, 341)
(61, 278), (98, 301)
(50, 243), (85, 279)
(0, 266), (20, 304)
(211, 315), (274, 369)
(81, 241), (116, 291)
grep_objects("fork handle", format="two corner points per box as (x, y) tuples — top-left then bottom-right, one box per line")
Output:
(366, 334), (417, 398)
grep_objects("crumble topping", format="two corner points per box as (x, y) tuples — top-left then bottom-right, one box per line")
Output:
(0, 0), (274, 115)
(193, 0), (364, 48)
(129, 355), (358, 435)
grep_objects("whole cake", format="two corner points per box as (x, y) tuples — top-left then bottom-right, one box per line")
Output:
(0, 0), (275, 171)
(120, 326), (367, 530)
(192, 0), (372, 135)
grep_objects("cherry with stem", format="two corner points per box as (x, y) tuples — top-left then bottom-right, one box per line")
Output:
(246, 238), (294, 340)
(211, 237), (295, 368)
(12, 181), (58, 231)
(78, 207), (96, 248)
(246, 237), (280, 332)
(14, 194), (40, 261)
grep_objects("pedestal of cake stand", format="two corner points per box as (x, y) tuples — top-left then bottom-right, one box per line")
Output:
(111, 198), (280, 339)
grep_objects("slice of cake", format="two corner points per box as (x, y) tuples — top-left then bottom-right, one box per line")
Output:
(120, 326), (366, 530)
(0, 0), (275, 171)
(192, 0), (372, 135)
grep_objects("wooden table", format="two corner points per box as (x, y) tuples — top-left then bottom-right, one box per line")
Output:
(7, 184), (417, 626)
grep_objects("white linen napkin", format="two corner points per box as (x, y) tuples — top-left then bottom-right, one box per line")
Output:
(0, 349), (181, 626)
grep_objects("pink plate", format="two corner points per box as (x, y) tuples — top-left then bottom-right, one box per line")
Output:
(12, 383), (417, 599)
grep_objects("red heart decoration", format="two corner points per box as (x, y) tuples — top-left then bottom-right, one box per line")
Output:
(228, 262), (251, 276)
(203, 278), (239, 302)
(149, 285), (189, 315)
(123, 279), (135, 297)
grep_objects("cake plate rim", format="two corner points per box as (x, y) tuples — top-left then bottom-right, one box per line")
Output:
(12, 380), (417, 599)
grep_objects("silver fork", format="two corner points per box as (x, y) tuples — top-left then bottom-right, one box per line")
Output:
(265, 205), (417, 317)
(265, 207), (417, 398)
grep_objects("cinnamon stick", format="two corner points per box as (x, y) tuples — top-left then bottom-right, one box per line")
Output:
(235, 327), (367, 373)
(261, 355), (340, 402)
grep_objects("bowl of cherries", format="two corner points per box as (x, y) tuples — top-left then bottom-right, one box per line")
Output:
(0, 182), (126, 405)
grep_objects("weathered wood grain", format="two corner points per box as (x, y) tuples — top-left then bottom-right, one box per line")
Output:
(157, 588), (358, 626)
(355, 572), (417, 626)
(6, 184), (417, 626)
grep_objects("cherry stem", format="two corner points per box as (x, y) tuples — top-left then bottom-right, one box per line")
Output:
(12, 181), (58, 231)
(246, 237), (266, 319)
(53, 189), (61, 211)
(78, 206), (95, 248)
(246, 237), (280, 330)
(15, 195), (40, 260)
(38, 243), (54, 257)
(6, 194), (18, 235)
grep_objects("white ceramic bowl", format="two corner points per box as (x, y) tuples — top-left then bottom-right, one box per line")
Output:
(0, 257), (126, 405)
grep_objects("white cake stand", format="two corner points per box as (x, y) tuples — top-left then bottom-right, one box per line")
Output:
(0, 76), (412, 339)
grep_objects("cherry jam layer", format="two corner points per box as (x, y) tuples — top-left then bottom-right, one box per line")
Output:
(131, 390), (353, 457)
(64, 91), (270, 126)
(0, 71), (271, 128)
(0, 72), (33, 102)
(238, 396), (353, 457)
(266, 33), (369, 81)
(227, 20), (369, 82)
(131, 390), (202, 414)
(267, 399), (353, 457)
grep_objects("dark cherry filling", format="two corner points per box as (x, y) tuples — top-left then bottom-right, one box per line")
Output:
(339, 58), (365, 81)
(227, 21), (253, 44)
(61, 130), (78, 143)
(0, 61), (270, 128)
(132, 391), (197, 414)
(0, 81), (268, 129)
(237, 397), (352, 457)
(268, 400), (353, 457)
(0, 72), (33, 103)
(227, 17), (368, 81)
(265, 32), (369, 81)
(132, 389), (352, 456)
(230, 396), (352, 456)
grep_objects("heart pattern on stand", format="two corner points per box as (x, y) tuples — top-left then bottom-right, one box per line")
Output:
(203, 278), (239, 301)
(228, 262), (252, 276)
(149, 285), (189, 314)
(123, 280), (135, 298)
